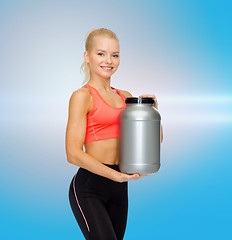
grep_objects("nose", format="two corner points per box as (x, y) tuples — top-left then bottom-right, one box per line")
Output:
(105, 54), (112, 64)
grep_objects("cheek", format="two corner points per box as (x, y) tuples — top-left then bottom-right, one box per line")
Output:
(90, 56), (101, 64)
(114, 58), (120, 66)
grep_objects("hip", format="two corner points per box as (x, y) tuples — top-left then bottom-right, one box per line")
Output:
(70, 163), (128, 200)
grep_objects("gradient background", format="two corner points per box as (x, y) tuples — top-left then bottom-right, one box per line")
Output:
(1, 0), (231, 239)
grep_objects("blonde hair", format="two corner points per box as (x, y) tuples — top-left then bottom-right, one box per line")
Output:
(80, 28), (119, 85)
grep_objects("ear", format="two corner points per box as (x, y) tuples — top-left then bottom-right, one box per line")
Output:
(84, 51), (90, 63)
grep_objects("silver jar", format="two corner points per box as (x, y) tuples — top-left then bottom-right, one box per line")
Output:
(119, 97), (161, 174)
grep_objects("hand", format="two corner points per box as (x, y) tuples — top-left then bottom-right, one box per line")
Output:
(117, 172), (154, 183)
(139, 94), (158, 109)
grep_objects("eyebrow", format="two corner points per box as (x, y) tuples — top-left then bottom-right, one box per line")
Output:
(96, 49), (120, 53)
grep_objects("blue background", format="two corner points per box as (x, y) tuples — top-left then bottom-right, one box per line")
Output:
(1, 0), (231, 239)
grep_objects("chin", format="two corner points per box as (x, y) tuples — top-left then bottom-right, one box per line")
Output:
(100, 73), (115, 79)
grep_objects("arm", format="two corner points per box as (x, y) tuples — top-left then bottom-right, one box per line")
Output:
(66, 89), (150, 182)
(160, 124), (163, 143)
(65, 88), (122, 182)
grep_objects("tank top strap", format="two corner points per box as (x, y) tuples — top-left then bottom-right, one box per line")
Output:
(81, 84), (102, 115)
(111, 86), (126, 101)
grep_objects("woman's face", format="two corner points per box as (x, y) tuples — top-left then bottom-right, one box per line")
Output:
(84, 36), (120, 79)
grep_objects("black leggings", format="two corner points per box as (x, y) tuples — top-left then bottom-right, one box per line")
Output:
(69, 163), (128, 240)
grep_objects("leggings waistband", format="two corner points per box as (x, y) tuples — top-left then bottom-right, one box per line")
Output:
(102, 163), (120, 171)
(78, 163), (120, 174)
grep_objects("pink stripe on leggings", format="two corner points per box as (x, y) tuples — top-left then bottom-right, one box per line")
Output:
(73, 173), (90, 232)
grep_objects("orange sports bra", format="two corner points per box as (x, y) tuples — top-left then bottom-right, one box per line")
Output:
(82, 84), (127, 143)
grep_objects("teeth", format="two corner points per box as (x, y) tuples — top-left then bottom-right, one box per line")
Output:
(102, 66), (112, 69)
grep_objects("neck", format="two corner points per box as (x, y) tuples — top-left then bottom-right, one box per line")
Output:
(87, 74), (112, 91)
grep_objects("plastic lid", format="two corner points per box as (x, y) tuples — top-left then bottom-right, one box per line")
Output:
(125, 97), (154, 104)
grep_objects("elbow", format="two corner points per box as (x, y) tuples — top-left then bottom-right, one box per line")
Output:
(66, 151), (73, 164)
(66, 149), (83, 165)
(66, 154), (74, 164)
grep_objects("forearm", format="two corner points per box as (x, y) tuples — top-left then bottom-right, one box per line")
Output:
(161, 124), (163, 143)
(154, 102), (163, 143)
(67, 150), (121, 182)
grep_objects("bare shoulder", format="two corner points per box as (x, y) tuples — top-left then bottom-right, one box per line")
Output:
(69, 87), (92, 113)
(117, 89), (133, 98)
(71, 87), (91, 99)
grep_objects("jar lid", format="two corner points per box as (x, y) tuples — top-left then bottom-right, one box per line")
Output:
(125, 97), (154, 104)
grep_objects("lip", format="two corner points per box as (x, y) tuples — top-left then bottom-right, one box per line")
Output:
(100, 66), (113, 71)
(101, 66), (113, 68)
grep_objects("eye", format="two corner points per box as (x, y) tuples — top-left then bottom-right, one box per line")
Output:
(97, 53), (104, 56)
(113, 54), (119, 58)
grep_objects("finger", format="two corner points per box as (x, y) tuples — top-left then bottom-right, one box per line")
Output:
(140, 94), (156, 97)
(139, 95), (157, 102)
(127, 173), (139, 179)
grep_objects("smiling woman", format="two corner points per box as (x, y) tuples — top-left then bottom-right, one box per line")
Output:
(82, 36), (120, 81)
(80, 28), (120, 85)
(65, 28), (162, 240)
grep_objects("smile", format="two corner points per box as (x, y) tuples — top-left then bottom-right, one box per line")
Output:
(100, 66), (113, 71)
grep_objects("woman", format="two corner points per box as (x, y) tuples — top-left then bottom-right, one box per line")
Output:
(65, 28), (163, 240)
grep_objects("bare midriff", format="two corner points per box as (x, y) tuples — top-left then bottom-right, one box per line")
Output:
(84, 138), (119, 165)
